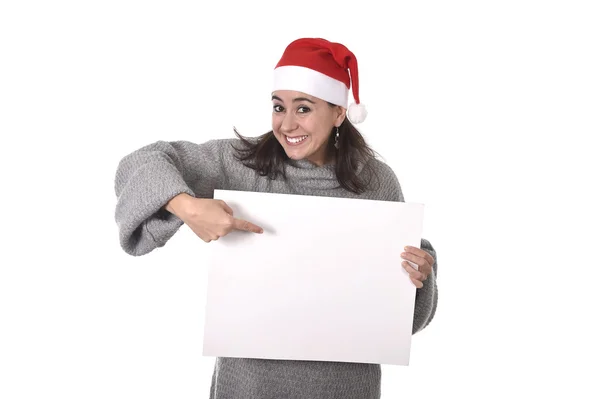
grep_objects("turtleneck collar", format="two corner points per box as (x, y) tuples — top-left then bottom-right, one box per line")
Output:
(286, 158), (336, 171)
(281, 156), (368, 191)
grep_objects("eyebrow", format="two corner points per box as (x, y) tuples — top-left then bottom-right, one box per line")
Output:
(271, 95), (316, 104)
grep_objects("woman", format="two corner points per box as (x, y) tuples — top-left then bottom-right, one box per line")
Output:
(114, 37), (438, 399)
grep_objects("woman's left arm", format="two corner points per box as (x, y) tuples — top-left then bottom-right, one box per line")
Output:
(402, 238), (438, 334)
(370, 160), (439, 334)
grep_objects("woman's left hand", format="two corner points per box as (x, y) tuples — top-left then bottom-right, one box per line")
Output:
(401, 246), (435, 288)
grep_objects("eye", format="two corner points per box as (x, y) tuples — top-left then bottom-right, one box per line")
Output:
(297, 106), (311, 113)
(273, 104), (284, 112)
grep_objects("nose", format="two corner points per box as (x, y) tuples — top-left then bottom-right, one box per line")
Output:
(280, 109), (297, 134)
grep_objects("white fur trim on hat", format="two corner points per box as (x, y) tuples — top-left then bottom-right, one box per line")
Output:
(273, 65), (349, 107)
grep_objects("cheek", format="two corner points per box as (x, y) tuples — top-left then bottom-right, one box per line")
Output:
(304, 114), (331, 139)
(272, 114), (282, 132)
(304, 122), (330, 143)
(298, 118), (319, 136)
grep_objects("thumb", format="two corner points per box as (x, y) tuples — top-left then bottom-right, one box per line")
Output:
(219, 200), (234, 215)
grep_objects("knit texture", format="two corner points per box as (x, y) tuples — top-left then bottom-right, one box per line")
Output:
(114, 137), (438, 399)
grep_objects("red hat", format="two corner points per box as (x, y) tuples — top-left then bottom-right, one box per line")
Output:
(273, 38), (367, 124)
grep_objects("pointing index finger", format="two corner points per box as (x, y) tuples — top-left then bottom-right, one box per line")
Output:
(233, 218), (264, 234)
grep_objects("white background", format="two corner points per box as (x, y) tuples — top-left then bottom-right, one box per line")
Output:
(1, 1), (598, 398)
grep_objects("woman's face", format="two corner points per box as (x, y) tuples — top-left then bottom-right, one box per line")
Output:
(271, 90), (346, 166)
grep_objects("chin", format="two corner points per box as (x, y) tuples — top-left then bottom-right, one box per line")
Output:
(284, 149), (308, 160)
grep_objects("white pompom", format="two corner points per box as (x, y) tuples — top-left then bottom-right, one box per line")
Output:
(347, 102), (367, 124)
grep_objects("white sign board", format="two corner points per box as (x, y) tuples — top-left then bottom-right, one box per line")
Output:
(202, 189), (424, 365)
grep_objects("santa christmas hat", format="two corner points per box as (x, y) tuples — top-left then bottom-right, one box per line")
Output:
(273, 38), (367, 124)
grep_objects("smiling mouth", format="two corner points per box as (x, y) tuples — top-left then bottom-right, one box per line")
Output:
(285, 135), (308, 144)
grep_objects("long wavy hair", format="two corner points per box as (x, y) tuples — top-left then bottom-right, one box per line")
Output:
(231, 105), (380, 194)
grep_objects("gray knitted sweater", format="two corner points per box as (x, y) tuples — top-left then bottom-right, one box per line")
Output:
(114, 138), (438, 399)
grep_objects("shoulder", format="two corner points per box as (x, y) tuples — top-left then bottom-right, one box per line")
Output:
(207, 137), (259, 160)
(179, 137), (249, 160)
(362, 157), (404, 202)
(196, 137), (241, 151)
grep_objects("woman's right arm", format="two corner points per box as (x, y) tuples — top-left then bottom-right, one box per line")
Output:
(113, 139), (224, 256)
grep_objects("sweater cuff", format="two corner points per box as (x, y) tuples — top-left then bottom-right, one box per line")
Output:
(115, 161), (195, 256)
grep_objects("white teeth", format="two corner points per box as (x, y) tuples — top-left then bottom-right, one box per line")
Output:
(286, 135), (308, 144)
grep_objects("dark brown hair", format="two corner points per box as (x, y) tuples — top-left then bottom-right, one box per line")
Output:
(231, 110), (379, 194)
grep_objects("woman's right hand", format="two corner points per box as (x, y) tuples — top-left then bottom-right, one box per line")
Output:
(165, 193), (263, 242)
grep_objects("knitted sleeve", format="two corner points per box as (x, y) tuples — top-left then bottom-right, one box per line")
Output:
(113, 139), (226, 256)
(412, 238), (438, 334)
